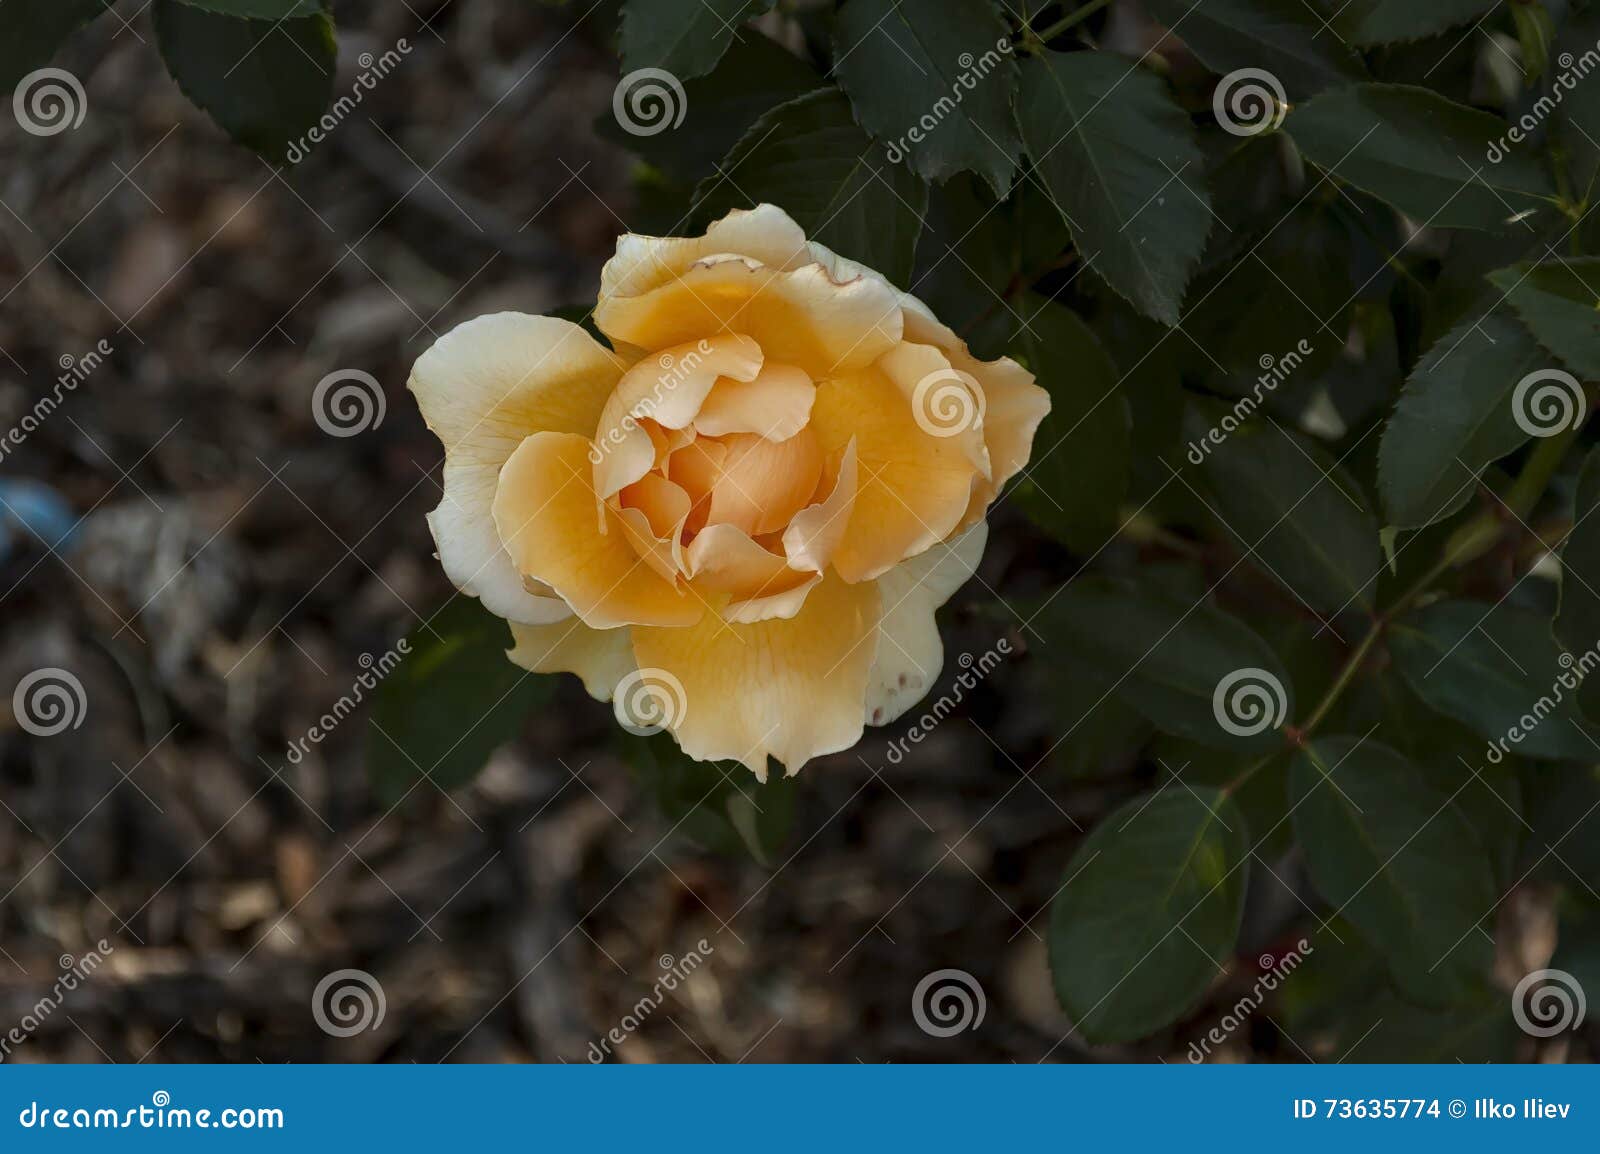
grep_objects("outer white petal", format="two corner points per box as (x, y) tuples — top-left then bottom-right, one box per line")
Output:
(410, 313), (627, 624)
(600, 204), (812, 300)
(864, 521), (989, 727)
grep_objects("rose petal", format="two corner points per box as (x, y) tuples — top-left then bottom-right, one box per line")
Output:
(949, 347), (1051, 526)
(493, 431), (701, 629)
(596, 256), (903, 379)
(591, 333), (763, 500)
(694, 362), (815, 441)
(600, 204), (812, 300)
(617, 474), (692, 583)
(686, 522), (820, 622)
(632, 570), (881, 778)
(507, 618), (635, 701)
(864, 521), (989, 727)
(705, 428), (824, 537)
(782, 438), (858, 574)
(410, 313), (626, 624)
(809, 346), (988, 583)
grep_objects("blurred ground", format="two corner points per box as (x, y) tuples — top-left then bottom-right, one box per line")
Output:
(0, 1), (1570, 1065)
(0, 0), (1089, 1064)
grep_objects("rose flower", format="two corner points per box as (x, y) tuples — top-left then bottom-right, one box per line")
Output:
(409, 204), (1048, 778)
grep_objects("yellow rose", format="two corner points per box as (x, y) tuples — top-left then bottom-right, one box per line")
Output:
(409, 204), (1049, 779)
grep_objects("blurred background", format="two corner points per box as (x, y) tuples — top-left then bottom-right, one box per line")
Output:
(0, 0), (1579, 1064)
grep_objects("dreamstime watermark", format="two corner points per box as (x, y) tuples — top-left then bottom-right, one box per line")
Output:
(586, 940), (713, 1062)
(312, 968), (386, 1037)
(612, 67), (686, 136)
(312, 368), (386, 436)
(883, 38), (1012, 164)
(1213, 68), (1287, 136)
(882, 639), (1012, 762)
(0, 942), (114, 1062)
(1212, 667), (1288, 738)
(912, 968), (986, 1037)
(612, 667), (688, 737)
(17, 1092), (283, 1130)
(12, 667), (87, 737)
(284, 39), (412, 164)
(1487, 39), (1600, 163)
(1512, 968), (1586, 1037)
(588, 339), (714, 463)
(283, 641), (410, 765)
(1186, 940), (1312, 1062)
(911, 368), (985, 438)
(1185, 338), (1313, 464)
(0, 338), (112, 465)
(1511, 368), (1586, 438)
(1483, 642), (1600, 763)
(13, 68), (86, 136)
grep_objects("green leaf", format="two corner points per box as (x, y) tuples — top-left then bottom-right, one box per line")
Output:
(1008, 295), (1130, 552)
(1031, 576), (1294, 752)
(1390, 599), (1600, 760)
(1052, 659), (1152, 778)
(1556, 14), (1600, 209)
(911, 175), (1069, 353)
(1556, 446), (1600, 722)
(598, 33), (820, 186)
(1376, 310), (1547, 529)
(1526, 765), (1600, 889)
(619, 0), (776, 81)
(1332, 0), (1501, 47)
(628, 731), (796, 861)
(1048, 788), (1248, 1043)
(1288, 84), (1557, 232)
(368, 597), (551, 804)
(169, 0), (325, 15)
(1335, 985), (1517, 1061)
(1155, 735), (1294, 859)
(1487, 259), (1600, 379)
(1510, 1), (1555, 86)
(1291, 736), (1496, 1003)
(1016, 50), (1212, 325)
(0, 0), (109, 90)
(153, 0), (335, 161)
(1185, 407), (1381, 616)
(1140, 0), (1367, 98)
(832, 0), (1020, 195)
(1183, 203), (1353, 389)
(692, 88), (927, 286)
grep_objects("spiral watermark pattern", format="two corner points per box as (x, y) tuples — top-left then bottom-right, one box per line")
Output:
(13, 68), (88, 137)
(1512, 968), (1586, 1037)
(1512, 368), (1585, 438)
(312, 369), (386, 437)
(612, 68), (687, 137)
(911, 968), (986, 1037)
(911, 369), (984, 438)
(311, 968), (386, 1037)
(13, 667), (87, 737)
(1211, 667), (1287, 737)
(1212, 68), (1287, 136)
(612, 667), (688, 736)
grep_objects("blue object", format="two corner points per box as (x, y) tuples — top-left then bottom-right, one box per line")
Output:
(0, 479), (75, 560)
(1, 1064), (1596, 1150)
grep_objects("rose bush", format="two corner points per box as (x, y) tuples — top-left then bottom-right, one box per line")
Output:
(409, 204), (1047, 778)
